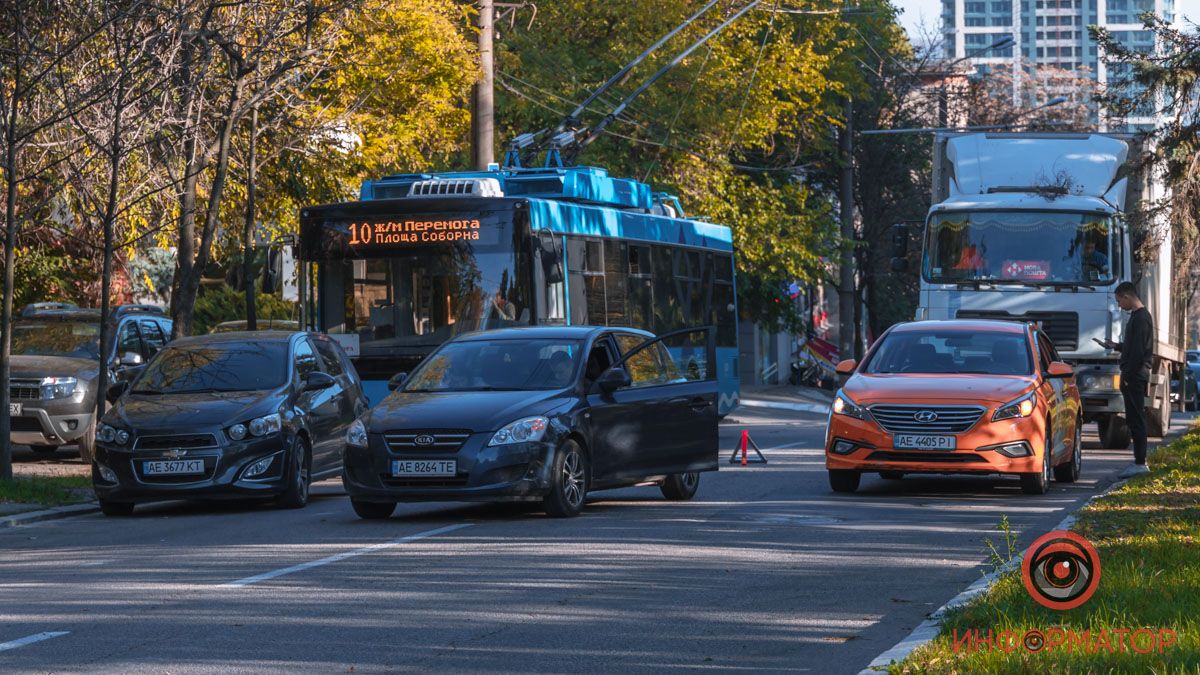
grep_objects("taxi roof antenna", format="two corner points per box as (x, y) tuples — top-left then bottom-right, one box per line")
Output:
(561, 0), (764, 165)
(512, 0), (724, 167)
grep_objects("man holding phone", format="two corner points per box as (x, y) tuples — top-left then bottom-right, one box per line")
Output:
(1096, 282), (1154, 474)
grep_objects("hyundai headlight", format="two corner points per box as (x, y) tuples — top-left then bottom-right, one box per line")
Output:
(346, 419), (368, 447)
(489, 416), (549, 446)
(993, 392), (1037, 422)
(832, 390), (870, 421)
(40, 376), (77, 400)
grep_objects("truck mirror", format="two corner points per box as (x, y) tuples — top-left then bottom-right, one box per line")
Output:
(890, 223), (908, 258)
(891, 257), (909, 273)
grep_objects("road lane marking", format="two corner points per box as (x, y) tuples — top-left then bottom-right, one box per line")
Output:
(0, 631), (69, 652)
(217, 523), (473, 588)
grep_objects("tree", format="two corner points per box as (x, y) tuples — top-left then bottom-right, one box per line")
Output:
(494, 0), (852, 329)
(1092, 16), (1200, 297)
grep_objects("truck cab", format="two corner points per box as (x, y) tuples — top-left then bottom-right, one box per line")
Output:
(914, 133), (1184, 447)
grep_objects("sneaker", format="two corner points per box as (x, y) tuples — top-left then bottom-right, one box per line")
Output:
(1119, 463), (1151, 479)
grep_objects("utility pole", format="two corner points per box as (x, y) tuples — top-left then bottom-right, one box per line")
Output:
(473, 0), (495, 170)
(243, 105), (258, 330)
(838, 98), (856, 362)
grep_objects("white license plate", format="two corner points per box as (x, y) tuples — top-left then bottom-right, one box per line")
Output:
(893, 434), (956, 451)
(391, 459), (456, 477)
(8, 403), (20, 416)
(143, 459), (206, 475)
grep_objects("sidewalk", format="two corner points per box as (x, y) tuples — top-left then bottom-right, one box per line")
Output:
(738, 383), (833, 415)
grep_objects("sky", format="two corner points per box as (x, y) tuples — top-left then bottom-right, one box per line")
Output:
(894, 0), (1200, 48)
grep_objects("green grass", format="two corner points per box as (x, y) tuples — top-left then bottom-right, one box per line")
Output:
(0, 475), (93, 507)
(890, 432), (1200, 674)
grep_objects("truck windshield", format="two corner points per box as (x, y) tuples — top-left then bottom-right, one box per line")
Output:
(924, 211), (1118, 285)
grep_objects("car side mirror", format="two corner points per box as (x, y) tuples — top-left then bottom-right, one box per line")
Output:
(1047, 361), (1073, 379)
(303, 371), (336, 392)
(119, 352), (143, 367)
(835, 359), (858, 375)
(387, 372), (408, 391)
(106, 380), (129, 403)
(596, 367), (632, 394)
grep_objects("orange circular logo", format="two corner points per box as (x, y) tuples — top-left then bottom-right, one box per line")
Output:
(1022, 531), (1101, 610)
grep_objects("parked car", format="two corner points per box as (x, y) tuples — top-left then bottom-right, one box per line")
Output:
(342, 326), (720, 519)
(1170, 365), (1198, 412)
(93, 331), (368, 516)
(8, 304), (172, 462)
(211, 319), (301, 333)
(825, 319), (1082, 495)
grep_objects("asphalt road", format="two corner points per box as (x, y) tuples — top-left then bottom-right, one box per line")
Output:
(0, 406), (1188, 674)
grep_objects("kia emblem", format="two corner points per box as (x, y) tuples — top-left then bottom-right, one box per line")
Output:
(914, 410), (939, 423)
(413, 434), (436, 446)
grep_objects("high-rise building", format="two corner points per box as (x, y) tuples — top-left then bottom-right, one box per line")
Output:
(941, 0), (1176, 128)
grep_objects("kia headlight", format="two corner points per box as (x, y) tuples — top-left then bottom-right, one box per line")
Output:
(832, 390), (870, 421)
(40, 376), (77, 400)
(993, 392), (1037, 422)
(489, 416), (549, 446)
(346, 419), (368, 447)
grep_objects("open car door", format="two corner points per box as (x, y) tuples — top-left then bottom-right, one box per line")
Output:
(592, 327), (719, 476)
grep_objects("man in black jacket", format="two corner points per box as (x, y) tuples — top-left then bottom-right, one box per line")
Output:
(1100, 282), (1153, 473)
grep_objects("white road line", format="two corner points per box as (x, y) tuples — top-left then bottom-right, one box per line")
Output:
(217, 523), (472, 588)
(0, 631), (70, 653)
(739, 398), (828, 414)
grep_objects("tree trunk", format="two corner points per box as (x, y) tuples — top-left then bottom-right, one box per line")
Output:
(96, 70), (127, 428)
(243, 105), (257, 330)
(0, 38), (21, 481)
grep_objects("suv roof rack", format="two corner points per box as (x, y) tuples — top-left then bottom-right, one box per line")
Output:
(20, 301), (79, 317)
(113, 304), (166, 318)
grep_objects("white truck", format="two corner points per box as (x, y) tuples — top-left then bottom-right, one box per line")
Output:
(901, 132), (1185, 447)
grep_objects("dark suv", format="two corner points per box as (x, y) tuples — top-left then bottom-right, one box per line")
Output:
(8, 304), (173, 462)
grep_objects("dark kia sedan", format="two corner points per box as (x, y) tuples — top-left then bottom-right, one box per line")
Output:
(93, 332), (368, 516)
(343, 326), (719, 519)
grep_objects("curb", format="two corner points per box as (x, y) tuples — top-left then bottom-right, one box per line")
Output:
(0, 502), (99, 529)
(858, 424), (1191, 674)
(738, 398), (828, 415)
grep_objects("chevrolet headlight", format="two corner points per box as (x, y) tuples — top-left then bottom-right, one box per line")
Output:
(832, 390), (870, 420)
(97, 423), (130, 446)
(346, 419), (368, 447)
(227, 414), (281, 441)
(993, 392), (1037, 422)
(40, 376), (77, 400)
(489, 416), (549, 446)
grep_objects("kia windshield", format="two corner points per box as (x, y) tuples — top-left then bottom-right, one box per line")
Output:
(865, 331), (1034, 376)
(924, 211), (1119, 285)
(11, 321), (100, 359)
(403, 339), (583, 392)
(132, 341), (289, 394)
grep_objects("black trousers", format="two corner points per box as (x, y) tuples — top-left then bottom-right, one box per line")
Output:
(1120, 375), (1148, 464)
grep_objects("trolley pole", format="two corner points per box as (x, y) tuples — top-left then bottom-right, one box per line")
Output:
(473, 0), (496, 170)
(837, 98), (856, 362)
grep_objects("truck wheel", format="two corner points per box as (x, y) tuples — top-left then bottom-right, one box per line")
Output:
(1146, 383), (1171, 438)
(1099, 415), (1132, 450)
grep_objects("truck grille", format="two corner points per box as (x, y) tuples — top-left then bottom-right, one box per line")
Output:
(10, 380), (41, 400)
(383, 431), (471, 454)
(869, 405), (986, 433)
(955, 310), (1079, 351)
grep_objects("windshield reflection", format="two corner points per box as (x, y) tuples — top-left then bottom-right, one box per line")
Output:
(132, 342), (289, 394)
(403, 339), (582, 392)
(925, 211), (1117, 284)
(12, 321), (100, 359)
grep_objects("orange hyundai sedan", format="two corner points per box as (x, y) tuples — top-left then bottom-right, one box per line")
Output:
(825, 320), (1081, 495)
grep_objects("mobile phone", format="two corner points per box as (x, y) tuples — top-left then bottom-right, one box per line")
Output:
(1092, 337), (1111, 348)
